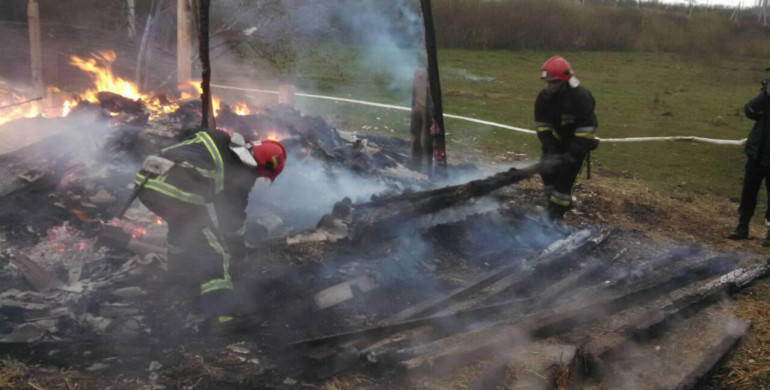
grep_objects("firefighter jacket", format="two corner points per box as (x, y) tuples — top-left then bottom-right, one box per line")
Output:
(135, 129), (258, 258)
(744, 91), (770, 167)
(535, 85), (598, 156)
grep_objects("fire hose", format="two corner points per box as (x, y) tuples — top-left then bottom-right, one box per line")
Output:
(209, 83), (748, 146)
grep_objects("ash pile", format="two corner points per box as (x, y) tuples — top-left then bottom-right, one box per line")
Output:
(0, 94), (767, 390)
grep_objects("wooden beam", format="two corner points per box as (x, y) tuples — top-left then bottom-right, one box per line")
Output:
(396, 256), (737, 375)
(127, 0), (137, 40)
(27, 0), (44, 98)
(177, 0), (192, 85)
(418, 0), (446, 178)
(350, 162), (548, 243)
(198, 0), (215, 129)
(673, 321), (752, 390)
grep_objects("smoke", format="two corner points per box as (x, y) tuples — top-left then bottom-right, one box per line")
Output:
(247, 153), (388, 230)
(301, 0), (425, 92)
(210, 0), (425, 98)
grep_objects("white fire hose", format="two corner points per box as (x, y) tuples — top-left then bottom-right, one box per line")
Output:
(210, 83), (747, 146)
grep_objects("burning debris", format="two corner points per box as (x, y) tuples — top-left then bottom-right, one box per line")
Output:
(0, 44), (767, 390)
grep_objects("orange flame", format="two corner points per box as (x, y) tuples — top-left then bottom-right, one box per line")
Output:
(70, 51), (141, 102)
(0, 93), (44, 126)
(234, 103), (251, 116)
(1, 51), (251, 125)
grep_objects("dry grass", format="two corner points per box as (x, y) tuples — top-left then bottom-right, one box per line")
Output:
(706, 279), (770, 389)
(573, 172), (768, 255)
(0, 357), (95, 390)
(0, 357), (29, 389)
(547, 362), (572, 390)
(320, 374), (375, 390)
(435, 360), (491, 390)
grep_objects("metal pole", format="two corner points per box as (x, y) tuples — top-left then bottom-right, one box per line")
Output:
(419, 0), (447, 178)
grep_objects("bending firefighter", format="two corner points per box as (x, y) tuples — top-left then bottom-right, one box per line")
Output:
(535, 56), (599, 219)
(133, 128), (286, 329)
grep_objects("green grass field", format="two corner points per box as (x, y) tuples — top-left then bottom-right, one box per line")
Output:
(284, 46), (767, 201)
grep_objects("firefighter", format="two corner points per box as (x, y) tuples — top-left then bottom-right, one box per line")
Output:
(535, 56), (599, 219)
(728, 77), (770, 245)
(134, 128), (287, 331)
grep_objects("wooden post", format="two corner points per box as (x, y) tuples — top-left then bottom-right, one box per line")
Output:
(177, 0), (192, 86)
(127, 0), (137, 40)
(419, 0), (447, 179)
(27, 0), (44, 99)
(409, 68), (433, 175)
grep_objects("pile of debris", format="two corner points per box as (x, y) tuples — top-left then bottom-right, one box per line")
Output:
(0, 92), (767, 390)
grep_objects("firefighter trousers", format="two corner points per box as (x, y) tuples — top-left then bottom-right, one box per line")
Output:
(540, 150), (587, 219)
(138, 189), (234, 320)
(737, 158), (770, 225)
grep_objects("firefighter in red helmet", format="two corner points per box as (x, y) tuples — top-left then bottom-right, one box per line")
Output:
(535, 56), (599, 219)
(133, 128), (287, 332)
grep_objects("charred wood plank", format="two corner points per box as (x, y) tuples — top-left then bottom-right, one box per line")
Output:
(579, 259), (770, 380)
(350, 162), (547, 242)
(292, 229), (605, 350)
(395, 256), (736, 375)
(291, 252), (730, 352)
(97, 91), (145, 115)
(390, 227), (606, 322)
(9, 255), (64, 292)
(530, 255), (737, 338)
(673, 321), (751, 390)
(440, 229), (612, 314)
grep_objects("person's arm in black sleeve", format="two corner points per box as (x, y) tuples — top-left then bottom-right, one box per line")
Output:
(535, 91), (559, 155)
(745, 91), (768, 121)
(568, 89), (599, 157)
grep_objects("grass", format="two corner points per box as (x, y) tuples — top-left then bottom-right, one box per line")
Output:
(283, 45), (766, 204)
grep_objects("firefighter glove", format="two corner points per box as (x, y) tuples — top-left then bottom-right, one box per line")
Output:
(538, 132), (560, 155)
(568, 137), (596, 157)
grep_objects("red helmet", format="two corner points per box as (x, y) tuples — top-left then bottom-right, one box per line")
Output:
(250, 139), (287, 181)
(540, 56), (574, 82)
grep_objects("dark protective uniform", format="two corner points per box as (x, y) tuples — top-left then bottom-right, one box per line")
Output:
(135, 129), (258, 320)
(534, 84), (598, 219)
(736, 90), (770, 226)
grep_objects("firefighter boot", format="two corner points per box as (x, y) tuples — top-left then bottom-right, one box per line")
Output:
(547, 201), (569, 220)
(762, 230), (770, 247)
(205, 315), (237, 337)
(727, 223), (749, 240)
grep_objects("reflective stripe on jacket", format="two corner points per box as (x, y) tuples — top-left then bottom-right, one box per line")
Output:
(136, 131), (225, 205)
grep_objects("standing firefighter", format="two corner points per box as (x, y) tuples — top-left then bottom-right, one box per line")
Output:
(728, 76), (770, 245)
(134, 129), (286, 331)
(535, 56), (599, 219)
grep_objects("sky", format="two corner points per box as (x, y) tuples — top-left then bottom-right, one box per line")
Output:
(662, 0), (757, 6)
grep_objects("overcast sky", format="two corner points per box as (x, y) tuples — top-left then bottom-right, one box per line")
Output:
(662, 0), (756, 6)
